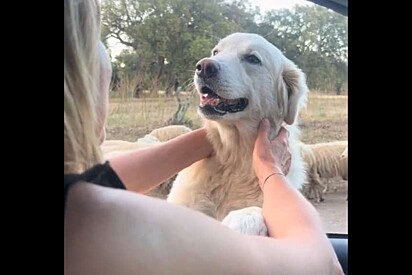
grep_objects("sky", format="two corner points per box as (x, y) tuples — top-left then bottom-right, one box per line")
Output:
(107, 0), (312, 58)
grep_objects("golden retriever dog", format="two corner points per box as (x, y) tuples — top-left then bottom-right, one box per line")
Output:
(167, 33), (309, 236)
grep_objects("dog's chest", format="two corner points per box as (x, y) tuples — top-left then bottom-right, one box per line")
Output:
(215, 183), (263, 221)
(199, 157), (263, 220)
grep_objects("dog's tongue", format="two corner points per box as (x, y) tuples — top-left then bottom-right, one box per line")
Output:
(201, 94), (221, 106)
(201, 93), (242, 107)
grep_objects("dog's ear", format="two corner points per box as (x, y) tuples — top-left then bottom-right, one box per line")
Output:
(281, 61), (308, 125)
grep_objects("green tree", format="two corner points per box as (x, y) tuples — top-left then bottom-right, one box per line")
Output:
(102, 1), (347, 94)
(258, 5), (347, 92)
(101, 0), (245, 95)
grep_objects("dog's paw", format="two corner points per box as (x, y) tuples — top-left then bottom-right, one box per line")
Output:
(221, 206), (268, 236)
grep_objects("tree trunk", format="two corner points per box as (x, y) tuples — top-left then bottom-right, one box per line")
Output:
(150, 55), (165, 96)
(169, 90), (193, 125)
(133, 63), (146, 98)
(165, 73), (178, 97)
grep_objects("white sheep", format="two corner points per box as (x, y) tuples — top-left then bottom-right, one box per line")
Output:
(100, 125), (193, 199)
(300, 141), (348, 202)
(100, 135), (161, 160)
(311, 140), (347, 180)
(148, 125), (192, 142)
(299, 142), (326, 203)
(101, 125), (193, 159)
(340, 146), (348, 200)
(341, 147), (348, 159)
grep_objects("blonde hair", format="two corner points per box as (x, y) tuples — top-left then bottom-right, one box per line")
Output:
(64, 0), (103, 174)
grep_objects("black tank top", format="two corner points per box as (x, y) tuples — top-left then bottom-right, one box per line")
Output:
(64, 161), (126, 215)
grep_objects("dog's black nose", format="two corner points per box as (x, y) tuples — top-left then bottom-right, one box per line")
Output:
(196, 58), (220, 79)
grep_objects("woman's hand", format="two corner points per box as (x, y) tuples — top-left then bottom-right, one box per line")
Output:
(253, 119), (291, 189)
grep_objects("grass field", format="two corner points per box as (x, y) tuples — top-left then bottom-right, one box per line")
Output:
(106, 92), (347, 144)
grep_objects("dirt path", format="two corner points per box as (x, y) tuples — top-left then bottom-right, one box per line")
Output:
(312, 192), (347, 233)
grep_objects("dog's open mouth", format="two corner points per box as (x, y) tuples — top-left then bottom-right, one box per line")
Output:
(199, 86), (248, 115)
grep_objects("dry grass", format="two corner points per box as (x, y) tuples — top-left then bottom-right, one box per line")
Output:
(106, 92), (348, 144)
(108, 97), (179, 127)
(299, 93), (347, 143)
(106, 94), (200, 141)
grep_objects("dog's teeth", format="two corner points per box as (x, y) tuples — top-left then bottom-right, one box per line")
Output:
(202, 94), (208, 98)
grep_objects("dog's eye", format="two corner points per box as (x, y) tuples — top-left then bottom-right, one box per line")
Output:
(244, 54), (261, 64)
(212, 50), (218, 56)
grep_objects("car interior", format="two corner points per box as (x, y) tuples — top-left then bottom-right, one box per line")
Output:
(305, 0), (348, 273)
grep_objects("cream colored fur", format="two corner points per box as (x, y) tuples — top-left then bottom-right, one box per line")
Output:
(100, 135), (160, 160)
(300, 141), (348, 201)
(300, 142), (326, 203)
(341, 147), (348, 159)
(148, 125), (192, 142)
(101, 125), (192, 199)
(308, 141), (348, 183)
(167, 33), (309, 235)
(101, 125), (192, 159)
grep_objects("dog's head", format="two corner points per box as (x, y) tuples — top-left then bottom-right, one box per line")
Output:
(194, 32), (308, 129)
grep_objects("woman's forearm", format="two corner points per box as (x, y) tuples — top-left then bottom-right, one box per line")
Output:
(262, 175), (324, 239)
(108, 128), (213, 193)
(261, 175), (343, 274)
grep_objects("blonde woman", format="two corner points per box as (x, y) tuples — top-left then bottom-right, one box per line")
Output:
(64, 1), (343, 274)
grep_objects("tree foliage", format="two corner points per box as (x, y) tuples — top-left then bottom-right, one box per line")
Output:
(259, 5), (347, 91)
(101, 0), (347, 94)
